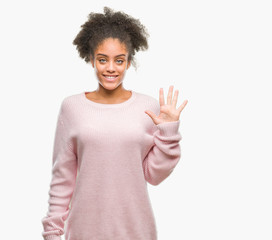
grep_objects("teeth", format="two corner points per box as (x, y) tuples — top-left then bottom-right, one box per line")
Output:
(105, 76), (117, 79)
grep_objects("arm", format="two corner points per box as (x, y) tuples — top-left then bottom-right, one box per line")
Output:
(41, 101), (77, 240)
(142, 120), (182, 186)
(143, 86), (188, 186)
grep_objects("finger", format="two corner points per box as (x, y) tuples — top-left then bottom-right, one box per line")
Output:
(159, 88), (165, 106)
(172, 89), (179, 108)
(167, 85), (174, 105)
(178, 99), (188, 113)
(144, 110), (157, 121)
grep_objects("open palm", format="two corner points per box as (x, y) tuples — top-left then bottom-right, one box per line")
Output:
(145, 85), (188, 125)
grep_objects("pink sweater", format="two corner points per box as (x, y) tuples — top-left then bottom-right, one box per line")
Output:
(41, 90), (182, 240)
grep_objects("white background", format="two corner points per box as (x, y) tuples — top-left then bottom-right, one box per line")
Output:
(0, 0), (271, 239)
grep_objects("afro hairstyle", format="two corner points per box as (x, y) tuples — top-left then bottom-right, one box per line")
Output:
(72, 6), (150, 69)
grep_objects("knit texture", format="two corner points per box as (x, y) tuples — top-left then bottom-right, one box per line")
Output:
(41, 90), (182, 240)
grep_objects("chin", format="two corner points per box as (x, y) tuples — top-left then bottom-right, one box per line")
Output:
(99, 80), (123, 90)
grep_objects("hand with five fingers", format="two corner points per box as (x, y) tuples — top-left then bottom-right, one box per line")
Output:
(145, 85), (188, 125)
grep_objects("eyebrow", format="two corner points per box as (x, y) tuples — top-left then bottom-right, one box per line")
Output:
(96, 53), (126, 57)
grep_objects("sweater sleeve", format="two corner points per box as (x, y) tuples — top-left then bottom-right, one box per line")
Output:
(41, 101), (77, 240)
(142, 101), (182, 186)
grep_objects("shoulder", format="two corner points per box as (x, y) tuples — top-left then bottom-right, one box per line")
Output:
(58, 92), (82, 115)
(62, 92), (79, 104)
(134, 91), (160, 115)
(134, 91), (158, 104)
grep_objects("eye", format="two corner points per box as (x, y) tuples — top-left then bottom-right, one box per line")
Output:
(116, 59), (124, 64)
(98, 59), (106, 63)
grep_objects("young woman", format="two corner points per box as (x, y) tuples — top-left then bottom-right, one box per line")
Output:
(41, 6), (188, 240)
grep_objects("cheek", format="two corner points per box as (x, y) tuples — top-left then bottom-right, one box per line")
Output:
(117, 65), (127, 74)
(95, 64), (105, 74)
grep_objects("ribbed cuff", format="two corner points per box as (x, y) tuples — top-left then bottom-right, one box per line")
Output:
(156, 120), (180, 136)
(44, 235), (61, 240)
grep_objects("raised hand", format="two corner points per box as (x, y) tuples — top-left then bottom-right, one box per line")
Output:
(144, 85), (188, 125)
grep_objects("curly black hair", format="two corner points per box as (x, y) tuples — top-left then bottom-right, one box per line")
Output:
(72, 6), (149, 69)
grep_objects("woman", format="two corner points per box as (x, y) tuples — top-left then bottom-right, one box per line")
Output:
(41, 6), (188, 240)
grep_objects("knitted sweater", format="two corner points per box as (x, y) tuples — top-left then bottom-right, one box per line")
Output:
(41, 90), (182, 240)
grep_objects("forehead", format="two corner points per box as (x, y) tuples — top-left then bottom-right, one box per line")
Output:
(95, 38), (128, 56)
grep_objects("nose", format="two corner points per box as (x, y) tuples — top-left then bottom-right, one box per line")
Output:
(106, 60), (115, 73)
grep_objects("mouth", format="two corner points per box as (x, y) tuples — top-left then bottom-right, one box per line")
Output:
(103, 75), (119, 82)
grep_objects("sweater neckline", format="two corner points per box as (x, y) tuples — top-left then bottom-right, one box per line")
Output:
(81, 90), (137, 108)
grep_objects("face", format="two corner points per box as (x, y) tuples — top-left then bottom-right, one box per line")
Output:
(90, 38), (131, 91)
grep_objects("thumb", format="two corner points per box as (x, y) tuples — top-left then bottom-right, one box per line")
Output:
(144, 110), (157, 124)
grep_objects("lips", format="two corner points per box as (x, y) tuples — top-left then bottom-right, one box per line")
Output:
(103, 75), (119, 81)
(103, 75), (118, 77)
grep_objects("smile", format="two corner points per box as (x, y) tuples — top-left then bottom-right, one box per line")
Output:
(103, 75), (119, 81)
